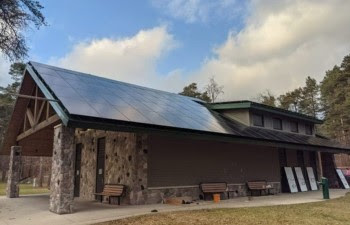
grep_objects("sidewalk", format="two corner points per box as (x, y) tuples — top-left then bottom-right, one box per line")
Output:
(0, 189), (348, 225)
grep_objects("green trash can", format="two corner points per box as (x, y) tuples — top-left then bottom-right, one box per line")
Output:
(320, 177), (330, 199)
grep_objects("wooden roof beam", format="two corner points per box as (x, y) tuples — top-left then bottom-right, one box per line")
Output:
(16, 115), (60, 141)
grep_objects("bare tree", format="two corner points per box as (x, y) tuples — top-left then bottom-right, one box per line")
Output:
(0, 0), (46, 61)
(205, 77), (224, 103)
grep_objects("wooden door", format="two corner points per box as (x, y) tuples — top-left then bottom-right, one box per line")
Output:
(74, 143), (82, 197)
(96, 138), (106, 199)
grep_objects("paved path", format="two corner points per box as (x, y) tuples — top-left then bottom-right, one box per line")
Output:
(0, 189), (348, 225)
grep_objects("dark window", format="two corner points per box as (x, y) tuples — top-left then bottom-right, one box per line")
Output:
(305, 124), (313, 135)
(252, 113), (264, 127)
(290, 121), (298, 133)
(273, 118), (283, 130)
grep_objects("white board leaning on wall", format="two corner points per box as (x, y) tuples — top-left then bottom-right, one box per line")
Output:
(284, 167), (298, 193)
(294, 167), (308, 192)
(336, 169), (350, 189)
(306, 167), (318, 191)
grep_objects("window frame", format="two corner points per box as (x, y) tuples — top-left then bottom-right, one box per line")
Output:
(290, 121), (299, 133)
(272, 117), (283, 130)
(252, 113), (264, 127)
(305, 124), (313, 135)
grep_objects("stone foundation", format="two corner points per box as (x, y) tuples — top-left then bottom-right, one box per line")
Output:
(49, 124), (75, 214)
(6, 146), (22, 198)
(146, 182), (281, 203)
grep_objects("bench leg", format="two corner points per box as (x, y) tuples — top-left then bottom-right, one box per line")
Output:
(118, 197), (121, 205)
(100, 196), (103, 203)
(108, 197), (111, 204)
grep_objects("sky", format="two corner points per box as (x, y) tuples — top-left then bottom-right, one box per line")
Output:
(1, 0), (350, 101)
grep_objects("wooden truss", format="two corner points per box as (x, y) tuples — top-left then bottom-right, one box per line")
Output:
(16, 86), (60, 141)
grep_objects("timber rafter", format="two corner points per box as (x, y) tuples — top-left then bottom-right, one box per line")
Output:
(16, 83), (61, 141)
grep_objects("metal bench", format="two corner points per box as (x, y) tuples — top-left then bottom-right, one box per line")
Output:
(94, 184), (125, 205)
(247, 181), (273, 196)
(200, 182), (228, 200)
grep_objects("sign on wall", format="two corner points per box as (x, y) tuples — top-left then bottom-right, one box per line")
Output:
(284, 167), (298, 193)
(336, 169), (350, 189)
(306, 167), (318, 191)
(294, 167), (308, 192)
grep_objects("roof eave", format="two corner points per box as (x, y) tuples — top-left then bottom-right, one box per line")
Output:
(209, 101), (323, 124)
(26, 63), (70, 125)
(67, 114), (349, 153)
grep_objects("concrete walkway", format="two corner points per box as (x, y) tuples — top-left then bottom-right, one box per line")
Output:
(0, 189), (348, 225)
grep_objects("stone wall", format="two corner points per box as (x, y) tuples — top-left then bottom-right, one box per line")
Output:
(0, 155), (51, 185)
(76, 129), (148, 204)
(146, 182), (281, 203)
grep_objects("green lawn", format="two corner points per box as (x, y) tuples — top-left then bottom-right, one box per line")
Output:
(0, 182), (49, 196)
(97, 193), (350, 225)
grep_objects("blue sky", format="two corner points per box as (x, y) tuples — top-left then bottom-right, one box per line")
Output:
(1, 0), (350, 100)
(29, 0), (246, 75)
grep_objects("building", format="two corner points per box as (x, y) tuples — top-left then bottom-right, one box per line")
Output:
(1, 62), (349, 214)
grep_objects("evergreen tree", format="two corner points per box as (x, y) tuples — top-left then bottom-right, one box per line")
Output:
(278, 88), (303, 112)
(320, 54), (350, 144)
(179, 83), (211, 102)
(0, 0), (46, 61)
(0, 62), (26, 146)
(300, 76), (321, 117)
(256, 90), (276, 107)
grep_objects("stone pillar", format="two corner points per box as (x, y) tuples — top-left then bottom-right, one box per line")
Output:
(6, 146), (22, 198)
(49, 124), (75, 214)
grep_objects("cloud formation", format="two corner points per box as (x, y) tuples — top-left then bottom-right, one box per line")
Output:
(51, 0), (350, 102)
(52, 26), (177, 86)
(190, 0), (350, 100)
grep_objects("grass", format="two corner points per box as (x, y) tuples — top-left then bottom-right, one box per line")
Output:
(97, 193), (350, 225)
(0, 182), (50, 196)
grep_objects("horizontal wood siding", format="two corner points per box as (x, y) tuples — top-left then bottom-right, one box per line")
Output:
(148, 135), (280, 187)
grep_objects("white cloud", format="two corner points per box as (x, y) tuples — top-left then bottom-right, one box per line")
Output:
(151, 0), (246, 23)
(50, 0), (350, 102)
(51, 26), (186, 91)
(189, 0), (350, 101)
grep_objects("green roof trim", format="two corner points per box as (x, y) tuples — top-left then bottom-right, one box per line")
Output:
(209, 100), (323, 124)
(26, 63), (70, 126)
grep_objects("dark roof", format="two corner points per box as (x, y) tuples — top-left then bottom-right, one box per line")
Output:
(27, 62), (349, 152)
(210, 100), (322, 124)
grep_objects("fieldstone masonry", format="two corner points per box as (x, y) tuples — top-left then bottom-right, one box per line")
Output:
(6, 146), (22, 198)
(49, 124), (75, 214)
(75, 129), (148, 205)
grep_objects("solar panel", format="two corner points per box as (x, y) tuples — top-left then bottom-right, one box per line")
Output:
(29, 61), (347, 150)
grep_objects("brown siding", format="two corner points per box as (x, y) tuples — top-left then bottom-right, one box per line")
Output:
(286, 149), (298, 166)
(148, 135), (280, 187)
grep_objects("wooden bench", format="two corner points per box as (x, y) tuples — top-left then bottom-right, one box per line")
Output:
(94, 184), (125, 205)
(200, 182), (228, 200)
(247, 181), (273, 196)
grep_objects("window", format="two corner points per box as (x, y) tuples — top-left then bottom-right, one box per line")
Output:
(305, 124), (313, 135)
(273, 118), (283, 130)
(290, 121), (299, 133)
(252, 113), (264, 127)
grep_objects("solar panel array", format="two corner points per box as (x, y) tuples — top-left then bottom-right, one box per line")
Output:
(29, 62), (347, 150)
(30, 62), (230, 134)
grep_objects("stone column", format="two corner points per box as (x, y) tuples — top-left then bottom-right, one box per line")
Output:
(49, 124), (75, 214)
(6, 146), (22, 198)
